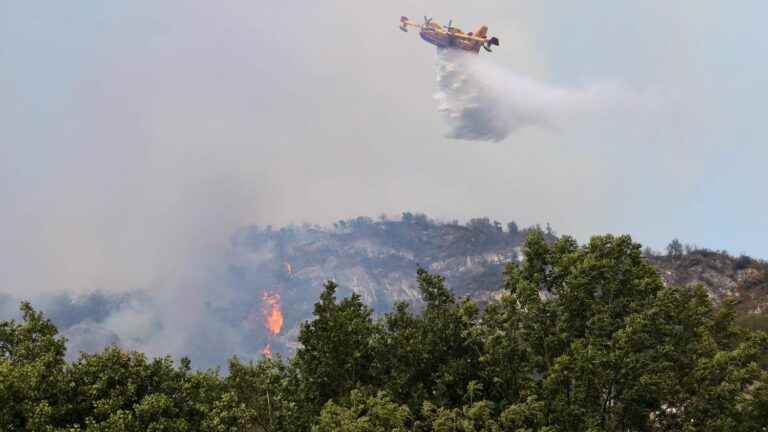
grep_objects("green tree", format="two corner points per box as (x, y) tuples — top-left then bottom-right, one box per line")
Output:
(202, 392), (259, 432)
(373, 268), (482, 412)
(293, 281), (378, 423)
(222, 356), (298, 431)
(421, 399), (501, 432)
(313, 390), (410, 432)
(133, 393), (189, 431)
(0, 302), (67, 431)
(500, 232), (768, 431)
(477, 293), (535, 407)
(666, 238), (684, 257)
(63, 347), (196, 430)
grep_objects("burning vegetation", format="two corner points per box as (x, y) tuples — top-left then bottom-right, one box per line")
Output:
(260, 290), (284, 357)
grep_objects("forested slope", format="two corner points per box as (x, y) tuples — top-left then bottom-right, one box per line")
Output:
(2, 232), (767, 430)
(4, 215), (766, 365)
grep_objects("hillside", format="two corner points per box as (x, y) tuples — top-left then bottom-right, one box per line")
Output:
(4, 230), (767, 430)
(232, 215), (768, 313)
(4, 214), (766, 364)
(228, 215), (768, 355)
(649, 249), (768, 314)
(231, 215), (543, 308)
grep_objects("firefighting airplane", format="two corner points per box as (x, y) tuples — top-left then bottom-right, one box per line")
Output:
(399, 16), (500, 53)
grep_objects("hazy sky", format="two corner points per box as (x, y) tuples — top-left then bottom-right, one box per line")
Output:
(2, 1), (767, 297)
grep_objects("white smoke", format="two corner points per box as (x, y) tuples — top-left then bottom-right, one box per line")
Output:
(434, 49), (632, 142)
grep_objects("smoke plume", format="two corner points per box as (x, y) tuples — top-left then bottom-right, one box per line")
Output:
(434, 50), (629, 142)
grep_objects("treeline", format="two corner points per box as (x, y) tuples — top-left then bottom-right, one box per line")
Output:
(2, 233), (767, 431)
(236, 213), (549, 263)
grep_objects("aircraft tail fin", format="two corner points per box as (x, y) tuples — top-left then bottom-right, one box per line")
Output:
(474, 25), (488, 38)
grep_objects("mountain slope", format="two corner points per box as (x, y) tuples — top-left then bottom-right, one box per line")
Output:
(649, 250), (768, 314)
(4, 214), (765, 365)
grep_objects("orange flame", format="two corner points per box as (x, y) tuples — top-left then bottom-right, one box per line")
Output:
(261, 344), (273, 358)
(262, 291), (284, 336)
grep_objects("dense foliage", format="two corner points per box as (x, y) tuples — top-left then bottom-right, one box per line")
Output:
(2, 233), (767, 431)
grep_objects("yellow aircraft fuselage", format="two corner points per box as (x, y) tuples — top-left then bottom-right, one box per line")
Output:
(400, 16), (499, 54)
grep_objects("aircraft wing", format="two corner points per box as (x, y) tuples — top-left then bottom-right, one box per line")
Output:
(399, 18), (423, 30)
(450, 33), (488, 43)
